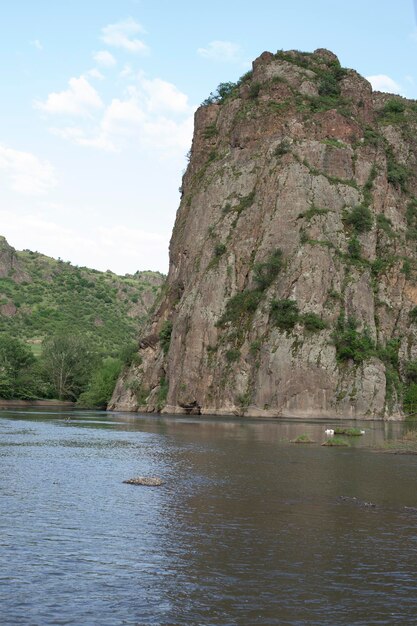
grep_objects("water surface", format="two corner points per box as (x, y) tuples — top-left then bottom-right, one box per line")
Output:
(1, 410), (417, 625)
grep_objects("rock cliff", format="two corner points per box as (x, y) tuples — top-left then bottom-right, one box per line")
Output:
(109, 48), (417, 419)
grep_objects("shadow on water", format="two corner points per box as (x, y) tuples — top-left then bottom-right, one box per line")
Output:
(1, 408), (417, 625)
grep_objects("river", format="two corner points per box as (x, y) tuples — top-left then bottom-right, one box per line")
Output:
(1, 409), (417, 625)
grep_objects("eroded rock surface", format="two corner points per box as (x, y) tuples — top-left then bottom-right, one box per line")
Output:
(110, 49), (417, 420)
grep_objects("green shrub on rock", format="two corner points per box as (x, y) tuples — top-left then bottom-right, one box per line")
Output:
(253, 248), (283, 290)
(302, 312), (328, 332)
(270, 299), (299, 331)
(218, 290), (263, 326)
(159, 320), (173, 355)
(333, 316), (375, 364)
(344, 205), (373, 233)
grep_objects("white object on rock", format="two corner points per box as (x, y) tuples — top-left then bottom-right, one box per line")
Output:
(324, 429), (334, 435)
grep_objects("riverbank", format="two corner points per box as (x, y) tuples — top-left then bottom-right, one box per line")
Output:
(0, 399), (75, 408)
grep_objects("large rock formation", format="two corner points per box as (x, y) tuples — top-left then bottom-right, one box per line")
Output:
(109, 48), (417, 420)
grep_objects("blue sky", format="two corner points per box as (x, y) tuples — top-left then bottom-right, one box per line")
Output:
(1, 0), (416, 274)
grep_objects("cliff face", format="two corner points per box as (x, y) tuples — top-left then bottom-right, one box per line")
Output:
(110, 48), (417, 420)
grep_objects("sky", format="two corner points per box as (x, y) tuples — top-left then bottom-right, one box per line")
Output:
(1, 0), (417, 275)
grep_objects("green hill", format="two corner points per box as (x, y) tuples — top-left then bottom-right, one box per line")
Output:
(0, 235), (165, 356)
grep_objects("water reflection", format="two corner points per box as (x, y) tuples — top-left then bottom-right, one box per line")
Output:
(1, 410), (417, 624)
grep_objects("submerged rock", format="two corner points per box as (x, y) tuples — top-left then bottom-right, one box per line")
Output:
(123, 476), (164, 487)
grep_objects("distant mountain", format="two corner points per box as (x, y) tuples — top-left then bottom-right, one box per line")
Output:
(0, 236), (165, 355)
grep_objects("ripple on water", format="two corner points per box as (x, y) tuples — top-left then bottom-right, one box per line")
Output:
(1, 411), (417, 625)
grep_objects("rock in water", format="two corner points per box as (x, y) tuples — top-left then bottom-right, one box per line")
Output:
(109, 48), (417, 421)
(123, 476), (164, 487)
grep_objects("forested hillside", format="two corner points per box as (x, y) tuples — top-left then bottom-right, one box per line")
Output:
(0, 236), (165, 404)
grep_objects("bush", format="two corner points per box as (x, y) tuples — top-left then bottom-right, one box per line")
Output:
(249, 82), (261, 99)
(0, 335), (39, 399)
(322, 436), (349, 447)
(203, 123), (218, 139)
(333, 316), (375, 363)
(344, 205), (373, 233)
(406, 198), (417, 239)
(348, 235), (361, 259)
(77, 357), (123, 408)
(376, 214), (394, 236)
(274, 141), (290, 157)
(159, 320), (173, 355)
(386, 148), (409, 191)
(225, 349), (240, 363)
(377, 339), (400, 368)
(405, 361), (417, 383)
(302, 312), (327, 332)
(363, 127), (380, 146)
(235, 191), (256, 213)
(383, 99), (405, 114)
(402, 259), (412, 279)
(202, 81), (238, 105)
(298, 205), (329, 220)
(270, 299), (299, 331)
(119, 342), (141, 366)
(403, 383), (417, 415)
(41, 334), (95, 400)
(218, 290), (262, 326)
(157, 376), (169, 410)
(318, 74), (341, 97)
(291, 433), (314, 443)
(214, 243), (226, 257)
(409, 307), (417, 323)
(380, 98), (406, 124)
(253, 248), (283, 290)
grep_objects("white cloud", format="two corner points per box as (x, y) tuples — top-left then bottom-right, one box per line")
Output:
(120, 64), (134, 78)
(34, 76), (104, 117)
(31, 39), (43, 50)
(101, 97), (145, 134)
(93, 50), (116, 67)
(47, 74), (194, 154)
(142, 115), (194, 152)
(197, 40), (242, 62)
(142, 77), (190, 114)
(0, 144), (56, 195)
(0, 211), (169, 274)
(88, 68), (105, 80)
(366, 74), (403, 95)
(49, 126), (116, 152)
(101, 18), (148, 54)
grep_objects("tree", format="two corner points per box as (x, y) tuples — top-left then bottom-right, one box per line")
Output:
(0, 335), (38, 399)
(77, 357), (122, 408)
(41, 334), (95, 400)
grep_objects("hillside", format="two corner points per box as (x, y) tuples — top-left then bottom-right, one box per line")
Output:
(0, 236), (165, 355)
(110, 48), (417, 420)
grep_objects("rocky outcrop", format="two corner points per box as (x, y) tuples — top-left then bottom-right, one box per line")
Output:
(109, 48), (417, 420)
(0, 236), (30, 283)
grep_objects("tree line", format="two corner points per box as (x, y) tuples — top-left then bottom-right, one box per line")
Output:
(0, 333), (136, 408)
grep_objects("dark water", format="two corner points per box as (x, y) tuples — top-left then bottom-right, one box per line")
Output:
(1, 410), (417, 625)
